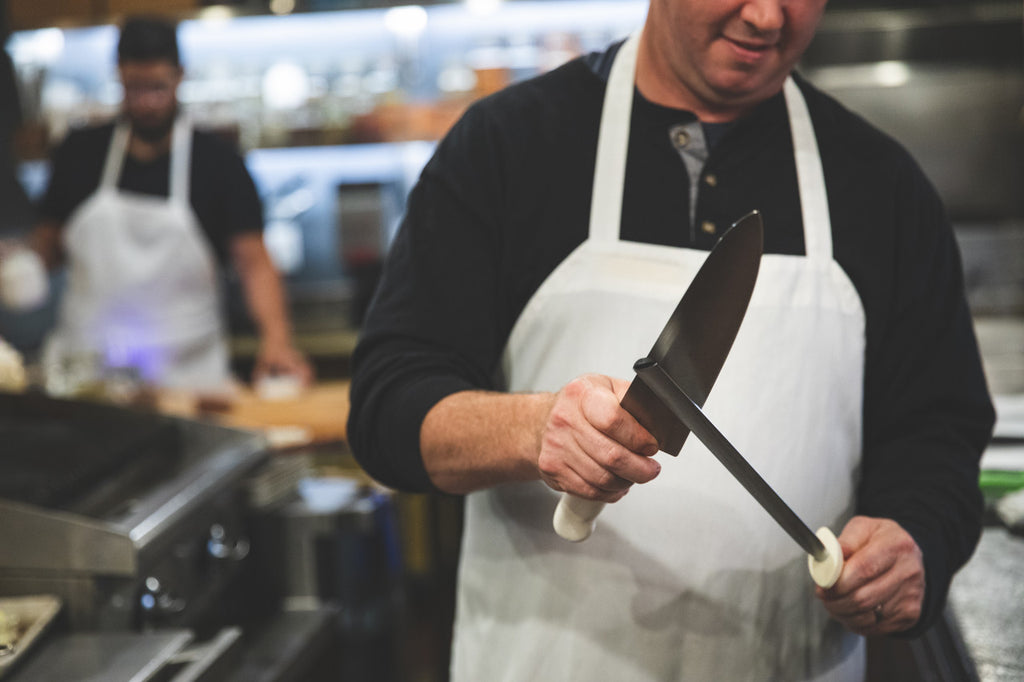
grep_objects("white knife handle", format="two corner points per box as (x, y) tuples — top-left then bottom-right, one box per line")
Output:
(808, 526), (844, 588)
(553, 493), (606, 542)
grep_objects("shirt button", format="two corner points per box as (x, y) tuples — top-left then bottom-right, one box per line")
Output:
(701, 221), (717, 235)
(673, 130), (690, 147)
(704, 174), (717, 187)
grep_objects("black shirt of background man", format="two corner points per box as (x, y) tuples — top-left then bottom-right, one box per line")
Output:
(37, 122), (264, 263)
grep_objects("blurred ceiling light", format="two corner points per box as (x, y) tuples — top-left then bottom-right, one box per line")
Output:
(437, 63), (477, 93)
(262, 61), (311, 109)
(197, 6), (236, 23)
(873, 61), (910, 88)
(384, 6), (428, 41)
(269, 0), (296, 15)
(466, 0), (502, 17)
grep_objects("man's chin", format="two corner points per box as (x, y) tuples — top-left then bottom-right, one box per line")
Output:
(132, 119), (174, 143)
(707, 69), (786, 105)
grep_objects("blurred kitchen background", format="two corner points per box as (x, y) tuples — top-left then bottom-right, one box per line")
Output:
(0, 0), (1020, 388)
(1, 0), (1022, 383)
(0, 0), (1021, 680)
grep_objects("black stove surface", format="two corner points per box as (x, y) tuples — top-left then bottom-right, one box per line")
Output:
(0, 391), (181, 514)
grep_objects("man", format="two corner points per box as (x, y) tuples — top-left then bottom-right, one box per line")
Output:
(348, 1), (994, 680)
(26, 16), (310, 391)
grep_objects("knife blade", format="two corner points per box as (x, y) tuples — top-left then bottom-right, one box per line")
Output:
(553, 211), (764, 542)
(632, 357), (844, 588)
(623, 210), (765, 456)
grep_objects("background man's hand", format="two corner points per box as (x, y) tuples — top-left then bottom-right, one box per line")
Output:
(815, 516), (925, 635)
(254, 338), (313, 388)
(536, 374), (660, 501)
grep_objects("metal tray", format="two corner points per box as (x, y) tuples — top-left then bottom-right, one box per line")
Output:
(0, 595), (62, 678)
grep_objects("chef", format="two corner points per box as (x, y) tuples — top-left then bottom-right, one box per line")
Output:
(19, 16), (311, 392)
(348, 0), (994, 680)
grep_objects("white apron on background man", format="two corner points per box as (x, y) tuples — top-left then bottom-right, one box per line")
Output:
(44, 116), (231, 391)
(451, 34), (867, 682)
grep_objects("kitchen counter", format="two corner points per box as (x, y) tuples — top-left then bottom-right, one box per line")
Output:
(942, 391), (1024, 682)
(947, 526), (1024, 682)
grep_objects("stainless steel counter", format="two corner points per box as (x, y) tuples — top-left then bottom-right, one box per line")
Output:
(948, 527), (1024, 682)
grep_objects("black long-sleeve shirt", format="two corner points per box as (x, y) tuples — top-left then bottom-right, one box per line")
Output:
(348, 44), (995, 635)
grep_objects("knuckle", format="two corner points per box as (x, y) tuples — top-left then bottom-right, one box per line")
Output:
(601, 445), (630, 471)
(592, 469), (618, 490)
(546, 401), (574, 431)
(535, 444), (565, 479)
(856, 555), (886, 582)
(588, 402), (622, 434)
(850, 595), (874, 614)
(575, 481), (619, 503)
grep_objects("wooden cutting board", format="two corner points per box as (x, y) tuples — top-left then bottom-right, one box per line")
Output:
(156, 380), (351, 446)
(222, 380), (351, 444)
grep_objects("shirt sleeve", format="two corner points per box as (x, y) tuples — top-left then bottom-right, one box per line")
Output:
(37, 130), (101, 224)
(195, 134), (264, 259)
(346, 104), (511, 492)
(857, 159), (995, 637)
(215, 149), (263, 237)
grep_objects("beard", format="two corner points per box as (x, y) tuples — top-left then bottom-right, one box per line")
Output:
(129, 106), (178, 143)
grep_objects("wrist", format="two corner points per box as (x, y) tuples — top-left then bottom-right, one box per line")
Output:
(525, 391), (558, 470)
(258, 330), (292, 351)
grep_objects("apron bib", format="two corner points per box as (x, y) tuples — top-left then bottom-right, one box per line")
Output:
(45, 116), (231, 391)
(451, 34), (867, 682)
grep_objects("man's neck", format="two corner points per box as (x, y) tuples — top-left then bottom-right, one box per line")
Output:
(127, 131), (172, 163)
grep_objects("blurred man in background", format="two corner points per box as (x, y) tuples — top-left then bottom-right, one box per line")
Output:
(8, 16), (310, 392)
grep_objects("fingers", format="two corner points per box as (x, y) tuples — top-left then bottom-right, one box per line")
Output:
(580, 377), (659, 457)
(815, 516), (925, 636)
(537, 374), (661, 500)
(255, 345), (314, 386)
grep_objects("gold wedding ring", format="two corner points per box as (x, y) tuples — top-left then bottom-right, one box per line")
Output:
(873, 604), (884, 624)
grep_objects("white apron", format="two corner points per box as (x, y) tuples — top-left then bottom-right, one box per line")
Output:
(45, 116), (231, 391)
(451, 34), (868, 682)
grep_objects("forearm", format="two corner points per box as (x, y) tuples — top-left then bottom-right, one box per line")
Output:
(237, 252), (292, 346)
(421, 389), (555, 494)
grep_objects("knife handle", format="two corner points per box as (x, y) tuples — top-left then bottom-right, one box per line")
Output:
(553, 493), (606, 542)
(807, 526), (844, 588)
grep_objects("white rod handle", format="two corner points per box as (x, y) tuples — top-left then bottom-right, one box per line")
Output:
(807, 526), (844, 588)
(553, 493), (606, 542)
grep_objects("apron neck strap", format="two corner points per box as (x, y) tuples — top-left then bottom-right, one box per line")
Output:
(169, 115), (192, 203)
(99, 115), (192, 203)
(100, 121), (131, 190)
(783, 77), (832, 261)
(588, 33), (640, 244)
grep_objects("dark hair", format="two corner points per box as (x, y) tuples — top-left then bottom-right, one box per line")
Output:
(117, 17), (180, 66)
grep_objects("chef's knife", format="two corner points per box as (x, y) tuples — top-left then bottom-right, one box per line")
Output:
(633, 357), (844, 588)
(553, 211), (764, 542)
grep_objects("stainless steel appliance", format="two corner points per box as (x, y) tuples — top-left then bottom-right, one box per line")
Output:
(0, 391), (268, 633)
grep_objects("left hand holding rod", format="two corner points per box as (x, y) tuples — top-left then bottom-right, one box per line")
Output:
(815, 516), (925, 636)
